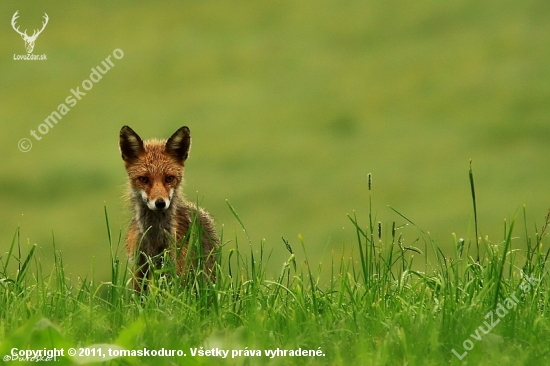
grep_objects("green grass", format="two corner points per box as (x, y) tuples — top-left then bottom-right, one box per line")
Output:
(1, 173), (549, 365)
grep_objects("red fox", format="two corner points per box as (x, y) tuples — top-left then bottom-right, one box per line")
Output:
(119, 125), (218, 291)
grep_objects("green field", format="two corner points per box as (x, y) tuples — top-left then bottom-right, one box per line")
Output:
(1, 1), (550, 364)
(1, 192), (549, 365)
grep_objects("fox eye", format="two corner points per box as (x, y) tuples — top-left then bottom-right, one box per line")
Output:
(165, 175), (175, 184)
(138, 176), (149, 184)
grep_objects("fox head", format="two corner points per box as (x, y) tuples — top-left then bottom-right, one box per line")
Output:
(119, 126), (191, 211)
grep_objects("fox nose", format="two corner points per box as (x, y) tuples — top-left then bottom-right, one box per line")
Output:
(155, 199), (166, 209)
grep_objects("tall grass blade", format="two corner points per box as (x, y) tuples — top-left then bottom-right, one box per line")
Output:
(469, 160), (480, 262)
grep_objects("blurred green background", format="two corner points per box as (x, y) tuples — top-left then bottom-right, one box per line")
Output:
(1, 1), (550, 280)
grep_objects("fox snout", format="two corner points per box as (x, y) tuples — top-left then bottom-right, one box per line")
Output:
(143, 196), (170, 211)
(134, 174), (178, 212)
(139, 187), (175, 212)
(154, 199), (166, 209)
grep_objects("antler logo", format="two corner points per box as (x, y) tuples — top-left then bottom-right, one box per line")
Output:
(11, 10), (49, 54)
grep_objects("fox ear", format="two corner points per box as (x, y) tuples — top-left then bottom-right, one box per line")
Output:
(166, 126), (191, 162)
(119, 126), (144, 163)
